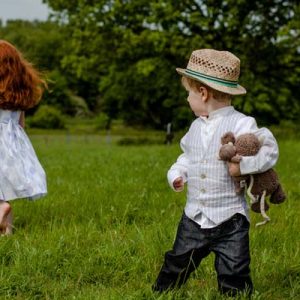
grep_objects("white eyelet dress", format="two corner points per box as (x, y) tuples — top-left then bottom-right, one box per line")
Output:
(0, 109), (47, 201)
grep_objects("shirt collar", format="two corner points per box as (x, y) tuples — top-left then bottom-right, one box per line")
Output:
(208, 106), (234, 120)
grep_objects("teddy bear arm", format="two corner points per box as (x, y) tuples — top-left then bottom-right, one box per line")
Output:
(231, 154), (242, 163)
(219, 144), (236, 161)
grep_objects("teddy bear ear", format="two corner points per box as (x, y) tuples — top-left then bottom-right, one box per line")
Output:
(221, 132), (235, 145)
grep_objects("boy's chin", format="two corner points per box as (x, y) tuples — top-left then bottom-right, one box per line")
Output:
(195, 112), (208, 117)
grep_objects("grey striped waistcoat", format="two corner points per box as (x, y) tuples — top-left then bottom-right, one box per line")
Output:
(183, 110), (249, 224)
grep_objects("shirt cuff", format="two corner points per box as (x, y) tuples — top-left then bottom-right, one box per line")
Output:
(167, 170), (187, 191)
(240, 156), (259, 175)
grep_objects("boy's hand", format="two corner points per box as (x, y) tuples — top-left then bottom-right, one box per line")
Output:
(173, 177), (184, 191)
(227, 162), (241, 176)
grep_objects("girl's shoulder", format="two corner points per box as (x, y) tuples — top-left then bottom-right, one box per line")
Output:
(0, 109), (21, 123)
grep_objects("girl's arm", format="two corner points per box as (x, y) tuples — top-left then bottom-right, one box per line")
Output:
(19, 111), (25, 128)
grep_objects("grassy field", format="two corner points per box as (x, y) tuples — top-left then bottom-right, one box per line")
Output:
(0, 135), (299, 299)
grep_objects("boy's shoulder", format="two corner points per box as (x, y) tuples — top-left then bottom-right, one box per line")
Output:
(229, 108), (256, 123)
(186, 117), (202, 129)
(180, 117), (202, 140)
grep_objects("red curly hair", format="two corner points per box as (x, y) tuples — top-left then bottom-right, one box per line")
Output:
(0, 40), (46, 110)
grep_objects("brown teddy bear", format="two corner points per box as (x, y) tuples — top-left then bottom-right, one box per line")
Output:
(219, 131), (286, 226)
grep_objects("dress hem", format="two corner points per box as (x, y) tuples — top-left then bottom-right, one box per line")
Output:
(1, 192), (47, 202)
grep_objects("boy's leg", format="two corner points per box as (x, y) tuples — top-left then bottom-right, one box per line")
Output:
(212, 214), (253, 296)
(153, 213), (210, 292)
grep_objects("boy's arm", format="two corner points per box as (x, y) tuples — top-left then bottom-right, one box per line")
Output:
(167, 134), (190, 191)
(234, 117), (279, 175)
(167, 153), (189, 190)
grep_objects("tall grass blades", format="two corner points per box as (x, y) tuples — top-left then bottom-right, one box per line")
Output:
(0, 137), (298, 299)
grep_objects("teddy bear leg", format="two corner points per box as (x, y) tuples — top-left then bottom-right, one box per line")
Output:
(251, 199), (269, 213)
(255, 191), (271, 227)
(270, 184), (286, 204)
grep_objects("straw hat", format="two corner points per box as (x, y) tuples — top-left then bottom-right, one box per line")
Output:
(176, 49), (246, 95)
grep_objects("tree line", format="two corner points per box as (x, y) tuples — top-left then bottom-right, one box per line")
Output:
(1, 0), (299, 129)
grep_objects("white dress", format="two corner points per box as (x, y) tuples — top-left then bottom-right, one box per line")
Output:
(0, 109), (47, 201)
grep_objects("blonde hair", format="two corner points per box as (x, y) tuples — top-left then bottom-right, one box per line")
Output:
(181, 76), (231, 102)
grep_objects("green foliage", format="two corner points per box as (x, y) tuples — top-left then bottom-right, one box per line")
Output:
(1, 1), (300, 128)
(172, 106), (194, 130)
(270, 120), (300, 139)
(0, 20), (64, 69)
(100, 57), (184, 128)
(0, 20), (89, 117)
(43, 70), (72, 110)
(94, 112), (110, 130)
(29, 105), (66, 129)
(68, 93), (91, 117)
(43, 70), (91, 117)
(43, 0), (300, 127)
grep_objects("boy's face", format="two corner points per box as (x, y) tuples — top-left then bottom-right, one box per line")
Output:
(187, 90), (208, 117)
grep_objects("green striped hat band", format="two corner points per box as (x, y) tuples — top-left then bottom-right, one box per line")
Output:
(185, 69), (238, 88)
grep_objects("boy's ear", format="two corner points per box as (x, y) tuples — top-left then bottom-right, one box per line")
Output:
(199, 86), (209, 102)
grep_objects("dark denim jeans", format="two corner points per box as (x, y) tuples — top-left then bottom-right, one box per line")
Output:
(153, 212), (253, 296)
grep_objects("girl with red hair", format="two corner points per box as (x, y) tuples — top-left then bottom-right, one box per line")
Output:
(0, 40), (47, 235)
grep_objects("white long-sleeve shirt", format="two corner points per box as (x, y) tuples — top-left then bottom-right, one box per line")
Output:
(167, 106), (279, 228)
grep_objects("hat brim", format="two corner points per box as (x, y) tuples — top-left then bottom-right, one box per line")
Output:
(176, 68), (246, 96)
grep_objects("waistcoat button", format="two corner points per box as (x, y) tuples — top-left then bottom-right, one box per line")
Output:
(201, 174), (206, 179)
(200, 188), (206, 193)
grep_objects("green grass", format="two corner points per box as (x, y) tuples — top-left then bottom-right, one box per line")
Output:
(26, 117), (168, 139)
(0, 136), (299, 299)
